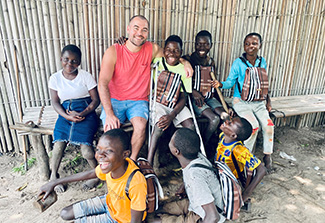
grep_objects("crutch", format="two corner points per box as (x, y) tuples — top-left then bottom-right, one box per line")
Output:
(187, 95), (206, 156)
(148, 61), (159, 147)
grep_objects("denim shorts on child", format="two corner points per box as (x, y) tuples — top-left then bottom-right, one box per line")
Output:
(53, 97), (98, 146)
(100, 98), (149, 125)
(192, 97), (223, 116)
(73, 195), (118, 223)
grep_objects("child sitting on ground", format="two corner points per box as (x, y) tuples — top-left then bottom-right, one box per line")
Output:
(39, 129), (147, 223)
(215, 116), (266, 209)
(213, 33), (274, 171)
(48, 44), (100, 192)
(147, 35), (194, 165)
(183, 30), (232, 154)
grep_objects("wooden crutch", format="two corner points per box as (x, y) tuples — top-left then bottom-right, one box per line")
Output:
(210, 71), (229, 113)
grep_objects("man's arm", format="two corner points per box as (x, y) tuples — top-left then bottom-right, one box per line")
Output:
(201, 202), (220, 223)
(130, 209), (144, 223)
(151, 42), (193, 77)
(98, 45), (120, 131)
(39, 169), (97, 199)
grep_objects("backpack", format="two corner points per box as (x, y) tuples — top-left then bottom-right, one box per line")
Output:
(155, 57), (183, 109)
(193, 64), (215, 99)
(237, 55), (269, 102)
(191, 161), (243, 220)
(125, 158), (164, 213)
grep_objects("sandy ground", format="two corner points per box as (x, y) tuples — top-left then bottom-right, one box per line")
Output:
(0, 125), (324, 223)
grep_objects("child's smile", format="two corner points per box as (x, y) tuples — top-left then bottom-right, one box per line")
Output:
(195, 36), (212, 58)
(61, 51), (80, 76)
(164, 41), (182, 66)
(244, 35), (261, 56)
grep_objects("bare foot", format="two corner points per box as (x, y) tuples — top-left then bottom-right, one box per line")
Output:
(82, 178), (99, 191)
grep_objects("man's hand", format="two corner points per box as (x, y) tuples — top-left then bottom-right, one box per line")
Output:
(104, 114), (120, 132)
(192, 90), (205, 107)
(157, 114), (174, 131)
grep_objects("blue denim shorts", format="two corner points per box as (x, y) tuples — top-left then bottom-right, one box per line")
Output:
(192, 97), (223, 116)
(73, 195), (117, 223)
(100, 99), (149, 125)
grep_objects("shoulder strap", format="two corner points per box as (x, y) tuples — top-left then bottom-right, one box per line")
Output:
(125, 169), (141, 200)
(230, 142), (246, 187)
(161, 57), (169, 71)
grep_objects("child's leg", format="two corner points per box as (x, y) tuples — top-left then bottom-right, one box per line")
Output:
(147, 125), (163, 165)
(50, 141), (67, 192)
(253, 102), (274, 170)
(201, 108), (220, 142)
(233, 100), (259, 151)
(180, 118), (195, 130)
(61, 195), (116, 222)
(80, 144), (99, 190)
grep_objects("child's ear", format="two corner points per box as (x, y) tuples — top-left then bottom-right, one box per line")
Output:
(123, 150), (131, 158)
(230, 132), (237, 140)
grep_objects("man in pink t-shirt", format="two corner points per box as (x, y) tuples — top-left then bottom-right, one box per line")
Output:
(98, 15), (192, 160)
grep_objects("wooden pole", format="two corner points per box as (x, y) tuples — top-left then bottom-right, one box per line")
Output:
(14, 46), (28, 171)
(210, 71), (228, 113)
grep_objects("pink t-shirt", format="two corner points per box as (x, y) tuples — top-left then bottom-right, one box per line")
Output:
(109, 41), (153, 101)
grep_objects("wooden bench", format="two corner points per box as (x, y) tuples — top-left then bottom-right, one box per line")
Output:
(269, 94), (325, 128)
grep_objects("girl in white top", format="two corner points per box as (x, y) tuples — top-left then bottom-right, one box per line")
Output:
(48, 45), (100, 192)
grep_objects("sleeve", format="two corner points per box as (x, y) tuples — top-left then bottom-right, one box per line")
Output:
(128, 171), (147, 211)
(83, 71), (97, 90)
(261, 57), (267, 70)
(233, 145), (261, 171)
(48, 74), (57, 91)
(95, 165), (106, 181)
(181, 73), (192, 93)
(221, 59), (240, 89)
(186, 169), (215, 207)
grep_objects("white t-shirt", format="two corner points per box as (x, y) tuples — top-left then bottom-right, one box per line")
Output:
(183, 153), (225, 222)
(48, 69), (97, 101)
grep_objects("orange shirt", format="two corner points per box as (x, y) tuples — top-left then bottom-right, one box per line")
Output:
(106, 42), (153, 101)
(95, 158), (147, 223)
(216, 133), (261, 178)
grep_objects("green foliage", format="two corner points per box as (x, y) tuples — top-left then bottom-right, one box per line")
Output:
(12, 157), (36, 175)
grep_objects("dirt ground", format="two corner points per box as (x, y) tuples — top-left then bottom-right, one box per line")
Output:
(0, 125), (324, 223)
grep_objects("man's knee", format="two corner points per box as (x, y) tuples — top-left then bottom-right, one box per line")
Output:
(131, 117), (147, 133)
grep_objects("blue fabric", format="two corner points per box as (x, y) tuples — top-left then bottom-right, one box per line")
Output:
(100, 98), (149, 125)
(53, 97), (98, 146)
(221, 55), (267, 98)
(192, 97), (223, 116)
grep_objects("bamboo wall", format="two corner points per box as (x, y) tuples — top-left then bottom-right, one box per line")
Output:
(0, 0), (324, 153)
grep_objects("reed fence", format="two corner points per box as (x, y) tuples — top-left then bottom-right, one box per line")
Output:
(0, 0), (324, 153)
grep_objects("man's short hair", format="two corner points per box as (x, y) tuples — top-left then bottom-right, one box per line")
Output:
(61, 44), (82, 60)
(102, 129), (131, 151)
(195, 30), (212, 43)
(244, 32), (263, 44)
(236, 117), (253, 142)
(129, 15), (149, 27)
(173, 128), (200, 160)
(165, 35), (183, 49)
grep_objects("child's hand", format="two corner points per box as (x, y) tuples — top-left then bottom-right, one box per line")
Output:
(157, 115), (173, 131)
(228, 108), (235, 117)
(220, 112), (230, 121)
(39, 181), (55, 200)
(115, 36), (127, 45)
(192, 90), (204, 107)
(66, 110), (85, 122)
(175, 183), (187, 199)
(209, 80), (222, 89)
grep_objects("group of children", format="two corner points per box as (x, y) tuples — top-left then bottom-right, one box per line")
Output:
(40, 29), (272, 222)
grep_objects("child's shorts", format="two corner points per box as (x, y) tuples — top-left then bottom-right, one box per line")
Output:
(72, 195), (117, 223)
(192, 97), (223, 116)
(100, 99), (149, 125)
(153, 103), (192, 127)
